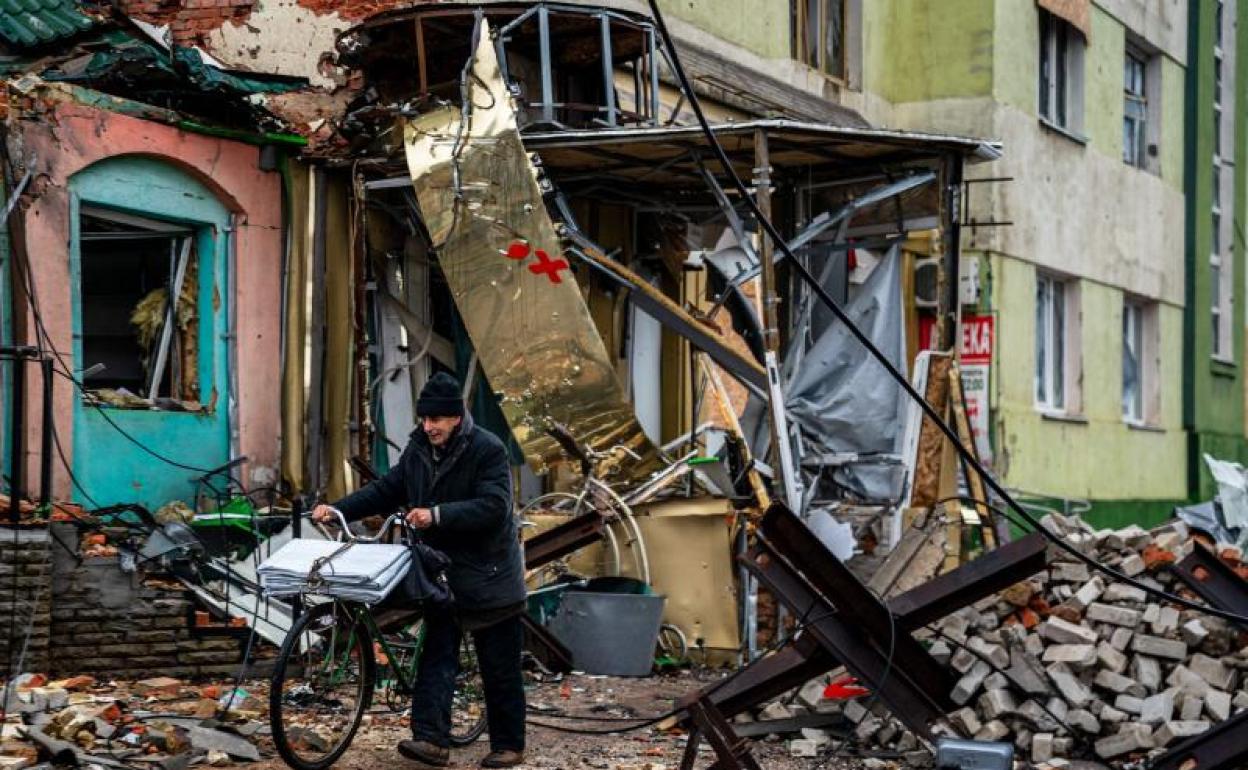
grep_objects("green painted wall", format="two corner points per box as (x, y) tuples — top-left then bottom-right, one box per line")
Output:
(1184, 0), (1248, 499)
(1161, 57), (1186, 188)
(655, 0), (790, 60)
(991, 0), (1039, 115)
(865, 0), (996, 104)
(1083, 7), (1123, 151)
(987, 253), (1186, 502)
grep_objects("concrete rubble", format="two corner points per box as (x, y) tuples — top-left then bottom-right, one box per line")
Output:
(0, 674), (269, 770)
(758, 513), (1248, 767)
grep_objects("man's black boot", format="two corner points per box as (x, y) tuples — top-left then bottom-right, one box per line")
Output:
(398, 739), (449, 767)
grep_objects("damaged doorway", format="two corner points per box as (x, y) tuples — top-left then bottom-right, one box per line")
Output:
(69, 156), (231, 509)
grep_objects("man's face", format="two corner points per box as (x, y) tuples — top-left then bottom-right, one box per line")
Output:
(422, 415), (462, 447)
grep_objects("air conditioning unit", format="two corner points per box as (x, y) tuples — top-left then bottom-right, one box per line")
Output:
(914, 258), (940, 308)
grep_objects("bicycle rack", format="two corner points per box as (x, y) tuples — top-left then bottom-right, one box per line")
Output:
(674, 503), (1050, 769)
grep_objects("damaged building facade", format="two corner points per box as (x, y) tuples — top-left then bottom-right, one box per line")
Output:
(66, 0), (1232, 525)
(1, 0), (1242, 684)
(0, 0), (1002, 668)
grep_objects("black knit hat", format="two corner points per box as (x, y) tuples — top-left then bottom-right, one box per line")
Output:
(416, 372), (464, 417)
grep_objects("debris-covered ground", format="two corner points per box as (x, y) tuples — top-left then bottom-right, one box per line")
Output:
(1, 670), (861, 770)
(755, 514), (1248, 768)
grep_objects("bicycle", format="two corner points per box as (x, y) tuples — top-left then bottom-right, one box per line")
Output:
(269, 510), (487, 770)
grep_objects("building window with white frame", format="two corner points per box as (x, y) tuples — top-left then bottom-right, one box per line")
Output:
(1123, 47), (1147, 167)
(1212, 0), (1236, 360)
(1036, 274), (1070, 412)
(1038, 9), (1085, 134)
(1122, 300), (1144, 423)
(791, 0), (846, 80)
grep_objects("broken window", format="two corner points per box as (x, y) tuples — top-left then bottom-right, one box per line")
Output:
(1123, 47), (1147, 167)
(1038, 10), (1084, 133)
(79, 207), (201, 409)
(791, 0), (846, 80)
(1035, 273), (1067, 412)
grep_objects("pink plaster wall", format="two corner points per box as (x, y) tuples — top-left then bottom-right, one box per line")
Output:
(11, 102), (283, 502)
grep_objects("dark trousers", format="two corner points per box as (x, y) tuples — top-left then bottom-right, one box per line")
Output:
(410, 610), (526, 752)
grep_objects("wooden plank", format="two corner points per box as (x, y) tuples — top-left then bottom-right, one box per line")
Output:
(910, 353), (951, 509)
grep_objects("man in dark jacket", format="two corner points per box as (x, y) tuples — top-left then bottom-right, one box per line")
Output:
(311, 371), (527, 768)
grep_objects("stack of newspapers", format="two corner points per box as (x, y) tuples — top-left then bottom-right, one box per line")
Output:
(258, 539), (410, 603)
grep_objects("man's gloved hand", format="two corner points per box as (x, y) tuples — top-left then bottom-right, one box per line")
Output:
(406, 507), (434, 529)
(310, 504), (338, 524)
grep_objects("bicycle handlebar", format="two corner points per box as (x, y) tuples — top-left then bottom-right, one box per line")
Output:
(306, 509), (410, 543)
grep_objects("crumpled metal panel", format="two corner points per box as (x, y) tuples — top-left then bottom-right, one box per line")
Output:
(401, 22), (659, 479)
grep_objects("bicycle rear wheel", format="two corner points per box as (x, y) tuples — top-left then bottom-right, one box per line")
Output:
(270, 601), (375, 770)
(449, 631), (488, 746)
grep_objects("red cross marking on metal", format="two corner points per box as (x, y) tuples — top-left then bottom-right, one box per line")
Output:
(505, 241), (531, 260)
(527, 248), (569, 284)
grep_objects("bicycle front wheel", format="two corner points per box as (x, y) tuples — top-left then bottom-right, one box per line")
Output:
(270, 601), (376, 770)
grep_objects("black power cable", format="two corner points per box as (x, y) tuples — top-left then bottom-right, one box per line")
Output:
(642, 0), (1248, 629)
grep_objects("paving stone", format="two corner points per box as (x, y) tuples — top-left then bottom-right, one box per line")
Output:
(949, 647), (977, 674)
(1032, 732), (1054, 764)
(1139, 692), (1174, 725)
(854, 715), (883, 742)
(1096, 641), (1128, 673)
(1103, 584), (1147, 603)
(1051, 563), (1091, 582)
(1043, 644), (1098, 669)
(1109, 627), (1134, 651)
(982, 672), (1009, 691)
(951, 661), (991, 706)
(1066, 709), (1101, 734)
(1118, 525), (1151, 549)
(1142, 604), (1161, 624)
(788, 738), (818, 757)
(1024, 633), (1046, 657)
(1094, 723), (1153, 759)
(1165, 665), (1211, 697)
(1113, 694), (1144, 715)
(1070, 578), (1105, 610)
(1046, 663), (1093, 708)
(1094, 669), (1144, 697)
(1179, 694), (1203, 721)
(1099, 704), (1129, 724)
(1017, 700), (1061, 732)
(1133, 655), (1163, 692)
(977, 689), (1018, 721)
(928, 640), (952, 666)
(967, 637), (1009, 669)
(1181, 619), (1209, 647)
(1121, 554), (1146, 577)
(1188, 653), (1237, 691)
(947, 706), (980, 736)
(1204, 688), (1232, 721)
(1131, 634), (1188, 661)
(1151, 607), (1181, 634)
(1153, 721), (1211, 747)
(973, 720), (1009, 742)
(1007, 649), (1052, 696)
(1233, 691), (1248, 709)
(1085, 602), (1141, 628)
(1040, 617), (1099, 646)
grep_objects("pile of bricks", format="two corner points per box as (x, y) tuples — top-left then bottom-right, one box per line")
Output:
(765, 514), (1248, 767)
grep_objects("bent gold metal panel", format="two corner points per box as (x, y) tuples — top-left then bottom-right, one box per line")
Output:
(402, 22), (659, 479)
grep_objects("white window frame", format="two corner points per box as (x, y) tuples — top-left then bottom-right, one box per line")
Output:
(1036, 274), (1080, 414)
(1123, 47), (1147, 167)
(1038, 9), (1085, 135)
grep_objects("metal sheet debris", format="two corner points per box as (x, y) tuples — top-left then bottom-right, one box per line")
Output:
(401, 20), (659, 478)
